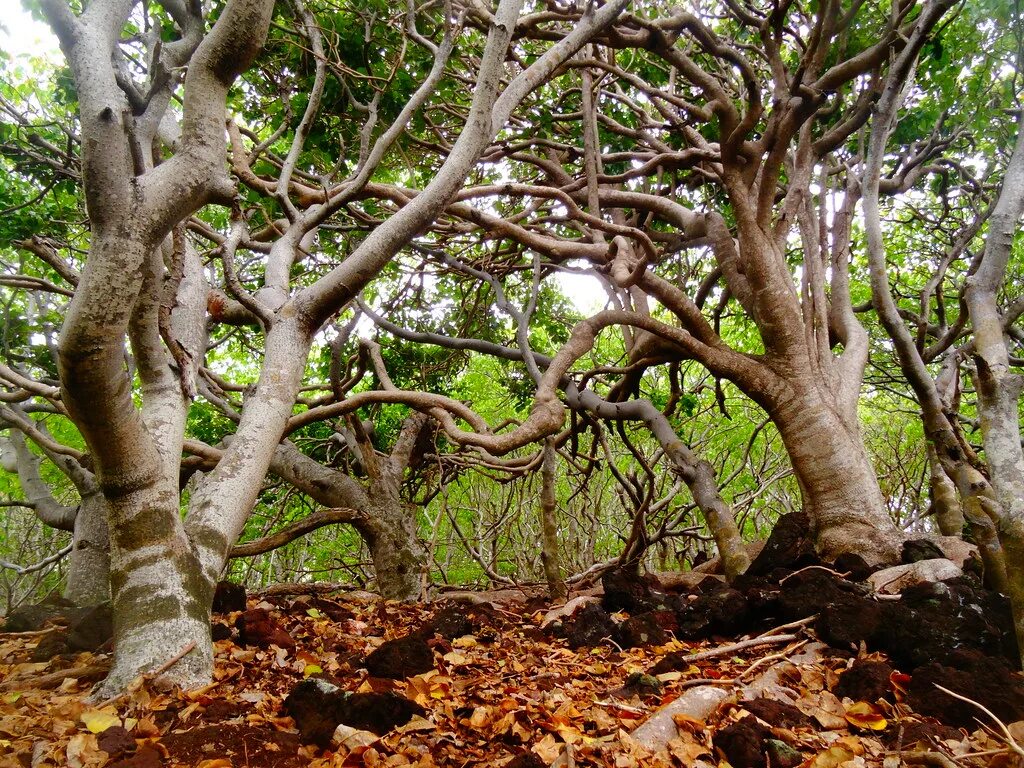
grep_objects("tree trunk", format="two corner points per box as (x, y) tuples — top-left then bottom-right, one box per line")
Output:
(64, 492), (111, 605)
(772, 388), (903, 563)
(927, 443), (964, 537)
(99, 484), (213, 696)
(539, 439), (567, 600)
(364, 497), (424, 602)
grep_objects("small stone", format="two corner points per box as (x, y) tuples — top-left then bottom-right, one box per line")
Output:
(506, 754), (546, 768)
(284, 679), (424, 747)
(212, 581), (247, 614)
(563, 604), (618, 650)
(764, 738), (803, 768)
(236, 608), (295, 649)
(713, 717), (771, 768)
(617, 612), (669, 648)
(31, 630), (70, 661)
(833, 660), (894, 702)
(210, 621), (233, 642)
(97, 726), (136, 759)
(741, 698), (810, 729)
(67, 603), (113, 652)
(612, 672), (663, 698)
(364, 634), (434, 679)
(109, 745), (164, 768)
(425, 602), (475, 640)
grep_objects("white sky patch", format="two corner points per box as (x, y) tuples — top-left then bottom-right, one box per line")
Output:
(1, 6), (60, 60)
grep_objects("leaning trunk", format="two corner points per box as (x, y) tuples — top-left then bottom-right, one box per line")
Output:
(772, 389), (903, 563)
(64, 492), (111, 605)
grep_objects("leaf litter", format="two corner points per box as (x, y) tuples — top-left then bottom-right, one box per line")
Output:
(0, 586), (1020, 768)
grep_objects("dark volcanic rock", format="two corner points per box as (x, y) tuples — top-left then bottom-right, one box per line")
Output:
(97, 726), (136, 759)
(776, 570), (861, 621)
(425, 602), (475, 640)
(816, 597), (885, 651)
(236, 608), (295, 650)
(677, 587), (751, 639)
(211, 621), (233, 642)
(833, 660), (894, 702)
(901, 539), (946, 564)
(108, 746), (164, 768)
(31, 630), (70, 661)
(714, 717), (772, 768)
(617, 611), (669, 648)
(906, 650), (1024, 728)
(878, 579), (1015, 668)
(364, 634), (434, 679)
(745, 510), (818, 576)
(67, 603), (113, 651)
(284, 679), (425, 746)
(3, 602), (78, 632)
(212, 581), (247, 614)
(832, 553), (874, 581)
(741, 698), (811, 729)
(563, 604), (618, 650)
(601, 567), (654, 613)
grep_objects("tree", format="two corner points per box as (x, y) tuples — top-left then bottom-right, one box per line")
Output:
(3, 0), (1022, 695)
(0, 0), (630, 694)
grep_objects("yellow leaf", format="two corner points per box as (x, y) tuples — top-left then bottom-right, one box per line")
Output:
(844, 701), (888, 731)
(2, 692), (21, 704)
(442, 651), (469, 666)
(81, 708), (121, 734)
(656, 671), (683, 682)
(196, 760), (234, 768)
(306, 608), (323, 619)
(303, 664), (323, 678)
(809, 745), (856, 768)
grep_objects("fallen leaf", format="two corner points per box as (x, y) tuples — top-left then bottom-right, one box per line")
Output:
(333, 723), (379, 753)
(809, 745), (856, 768)
(844, 702), (887, 731)
(302, 664), (323, 678)
(80, 708), (121, 734)
(196, 761), (233, 768)
(66, 733), (101, 768)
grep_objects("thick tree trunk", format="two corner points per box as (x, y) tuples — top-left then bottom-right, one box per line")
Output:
(64, 492), (111, 605)
(100, 484), (213, 696)
(364, 496), (424, 601)
(772, 389), (903, 563)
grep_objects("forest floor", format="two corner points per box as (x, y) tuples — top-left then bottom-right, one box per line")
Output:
(2, 549), (1024, 768)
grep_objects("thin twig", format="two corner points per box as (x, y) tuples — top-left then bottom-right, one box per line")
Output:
(933, 684), (1024, 758)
